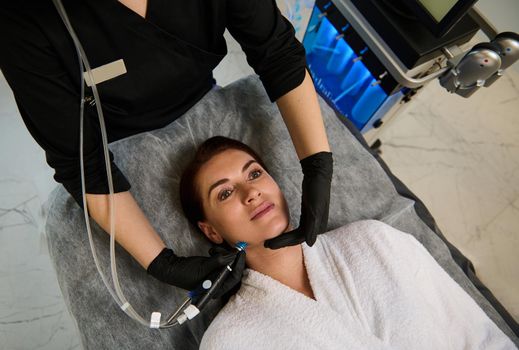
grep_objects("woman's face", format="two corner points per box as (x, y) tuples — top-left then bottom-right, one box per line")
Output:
(196, 149), (290, 248)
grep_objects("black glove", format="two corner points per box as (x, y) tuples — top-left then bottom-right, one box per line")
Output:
(264, 151), (333, 249)
(147, 246), (239, 292)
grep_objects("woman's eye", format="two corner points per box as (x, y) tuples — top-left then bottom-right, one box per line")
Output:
(218, 189), (233, 201)
(249, 169), (262, 180)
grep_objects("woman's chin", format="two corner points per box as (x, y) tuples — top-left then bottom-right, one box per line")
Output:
(262, 218), (290, 240)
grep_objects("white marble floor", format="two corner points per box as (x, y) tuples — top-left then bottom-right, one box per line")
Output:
(375, 69), (519, 320)
(1, 2), (518, 349)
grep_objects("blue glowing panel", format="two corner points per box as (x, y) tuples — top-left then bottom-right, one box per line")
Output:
(351, 79), (388, 127)
(313, 18), (337, 51)
(303, 7), (389, 130)
(327, 40), (354, 75)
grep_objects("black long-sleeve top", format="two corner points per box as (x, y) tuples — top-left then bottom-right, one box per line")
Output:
(0, 0), (307, 206)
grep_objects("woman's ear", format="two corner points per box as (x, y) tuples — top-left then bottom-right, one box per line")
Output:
(197, 221), (224, 244)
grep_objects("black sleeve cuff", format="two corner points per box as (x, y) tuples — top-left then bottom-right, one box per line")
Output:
(226, 1), (308, 103)
(258, 17), (308, 103)
(262, 60), (307, 103)
(52, 149), (132, 209)
(65, 162), (131, 210)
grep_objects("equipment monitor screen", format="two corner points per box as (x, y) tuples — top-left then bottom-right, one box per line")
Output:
(418, 0), (458, 22)
(401, 0), (478, 36)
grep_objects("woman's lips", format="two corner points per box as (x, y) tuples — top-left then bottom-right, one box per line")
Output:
(250, 202), (275, 221)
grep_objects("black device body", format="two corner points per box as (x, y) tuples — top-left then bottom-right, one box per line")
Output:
(349, 0), (480, 69)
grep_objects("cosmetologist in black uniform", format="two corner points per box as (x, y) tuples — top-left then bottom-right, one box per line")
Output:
(0, 0), (333, 297)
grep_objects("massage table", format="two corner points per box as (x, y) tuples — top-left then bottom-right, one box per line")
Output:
(44, 75), (519, 349)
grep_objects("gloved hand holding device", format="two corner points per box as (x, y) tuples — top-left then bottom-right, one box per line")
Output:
(264, 151), (333, 249)
(204, 245), (246, 300)
(146, 244), (246, 297)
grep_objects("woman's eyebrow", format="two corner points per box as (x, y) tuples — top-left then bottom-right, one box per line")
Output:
(241, 159), (257, 173)
(207, 179), (229, 199)
(207, 159), (258, 198)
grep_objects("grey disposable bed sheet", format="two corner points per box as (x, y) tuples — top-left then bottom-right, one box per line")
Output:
(44, 75), (519, 349)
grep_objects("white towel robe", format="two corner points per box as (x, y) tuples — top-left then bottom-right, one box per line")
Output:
(200, 220), (516, 350)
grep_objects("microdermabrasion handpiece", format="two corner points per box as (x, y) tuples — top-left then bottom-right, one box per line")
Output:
(175, 242), (248, 324)
(484, 32), (519, 87)
(440, 42), (501, 97)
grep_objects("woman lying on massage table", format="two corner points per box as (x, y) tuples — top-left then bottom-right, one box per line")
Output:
(179, 136), (516, 350)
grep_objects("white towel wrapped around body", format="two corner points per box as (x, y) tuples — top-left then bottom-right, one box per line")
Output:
(200, 220), (517, 350)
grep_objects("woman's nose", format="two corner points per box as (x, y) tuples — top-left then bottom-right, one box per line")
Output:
(244, 185), (261, 203)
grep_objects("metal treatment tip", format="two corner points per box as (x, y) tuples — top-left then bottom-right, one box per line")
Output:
(235, 241), (248, 251)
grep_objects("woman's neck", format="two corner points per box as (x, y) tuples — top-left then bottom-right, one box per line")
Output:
(245, 244), (315, 300)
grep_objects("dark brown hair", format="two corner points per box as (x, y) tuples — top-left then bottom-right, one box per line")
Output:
(179, 136), (269, 232)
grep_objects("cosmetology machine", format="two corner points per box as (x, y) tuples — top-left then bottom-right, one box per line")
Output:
(301, 0), (519, 146)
